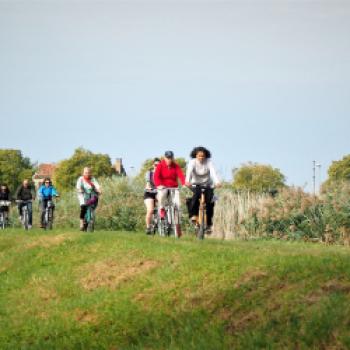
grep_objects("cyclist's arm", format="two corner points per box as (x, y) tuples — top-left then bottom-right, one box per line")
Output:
(52, 187), (59, 197)
(176, 164), (186, 186)
(185, 160), (194, 185)
(76, 177), (84, 193)
(92, 178), (102, 194)
(15, 186), (21, 200)
(153, 163), (162, 187)
(144, 171), (152, 190)
(30, 185), (36, 200)
(208, 160), (221, 186)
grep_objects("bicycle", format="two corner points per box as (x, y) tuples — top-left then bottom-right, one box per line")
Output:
(158, 188), (181, 238)
(150, 200), (159, 235)
(16, 200), (32, 230)
(42, 197), (58, 230)
(191, 185), (214, 240)
(82, 193), (98, 232)
(0, 200), (11, 229)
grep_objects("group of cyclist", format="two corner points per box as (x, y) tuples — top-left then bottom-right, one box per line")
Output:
(144, 146), (221, 235)
(0, 178), (59, 229)
(0, 145), (220, 234)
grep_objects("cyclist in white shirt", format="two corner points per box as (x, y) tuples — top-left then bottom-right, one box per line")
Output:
(76, 167), (101, 231)
(185, 146), (221, 233)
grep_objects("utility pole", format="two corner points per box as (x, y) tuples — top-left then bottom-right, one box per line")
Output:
(313, 160), (316, 196)
(316, 163), (322, 194)
(312, 160), (322, 196)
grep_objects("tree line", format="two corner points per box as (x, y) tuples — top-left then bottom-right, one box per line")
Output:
(0, 148), (349, 193)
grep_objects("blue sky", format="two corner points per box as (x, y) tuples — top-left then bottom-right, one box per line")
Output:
(1, 0), (349, 191)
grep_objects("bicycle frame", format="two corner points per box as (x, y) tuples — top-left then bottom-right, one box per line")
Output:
(191, 185), (213, 240)
(17, 200), (31, 230)
(84, 204), (95, 232)
(159, 188), (181, 238)
(43, 199), (55, 230)
(0, 211), (5, 229)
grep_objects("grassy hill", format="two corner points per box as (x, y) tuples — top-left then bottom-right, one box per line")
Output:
(0, 230), (350, 349)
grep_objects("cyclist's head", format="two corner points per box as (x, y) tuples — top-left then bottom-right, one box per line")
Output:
(43, 178), (51, 187)
(190, 146), (211, 162)
(0, 184), (8, 192)
(153, 158), (160, 168)
(83, 167), (92, 180)
(164, 151), (174, 165)
(23, 179), (30, 188)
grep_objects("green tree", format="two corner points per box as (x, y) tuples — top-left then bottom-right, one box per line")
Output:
(321, 154), (350, 192)
(327, 154), (350, 182)
(54, 148), (114, 192)
(0, 149), (34, 192)
(232, 162), (286, 192)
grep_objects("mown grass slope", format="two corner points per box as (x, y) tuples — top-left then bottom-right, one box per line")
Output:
(0, 230), (350, 349)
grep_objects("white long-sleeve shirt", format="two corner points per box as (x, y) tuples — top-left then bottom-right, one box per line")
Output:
(76, 176), (101, 205)
(185, 159), (220, 186)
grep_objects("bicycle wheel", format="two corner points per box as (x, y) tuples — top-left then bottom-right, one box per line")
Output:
(152, 209), (158, 235)
(166, 206), (173, 237)
(158, 213), (168, 237)
(0, 213), (4, 230)
(198, 201), (206, 240)
(44, 208), (49, 230)
(173, 206), (181, 238)
(87, 208), (95, 232)
(48, 208), (53, 230)
(23, 209), (29, 230)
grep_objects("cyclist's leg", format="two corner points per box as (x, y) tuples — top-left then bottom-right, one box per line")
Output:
(157, 189), (168, 218)
(80, 205), (87, 229)
(144, 197), (154, 230)
(27, 201), (33, 226)
(204, 188), (214, 227)
(17, 203), (23, 218)
(189, 187), (201, 220)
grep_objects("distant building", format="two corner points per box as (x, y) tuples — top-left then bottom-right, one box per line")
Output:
(33, 163), (57, 188)
(114, 158), (126, 176)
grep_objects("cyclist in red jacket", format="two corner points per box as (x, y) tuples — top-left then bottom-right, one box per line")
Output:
(154, 151), (186, 218)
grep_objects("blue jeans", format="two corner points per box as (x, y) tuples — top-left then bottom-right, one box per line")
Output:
(18, 201), (33, 225)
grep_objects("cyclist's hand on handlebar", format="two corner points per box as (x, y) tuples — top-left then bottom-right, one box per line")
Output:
(185, 182), (191, 188)
(215, 183), (222, 189)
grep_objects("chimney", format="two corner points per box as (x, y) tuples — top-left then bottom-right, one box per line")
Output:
(114, 158), (124, 175)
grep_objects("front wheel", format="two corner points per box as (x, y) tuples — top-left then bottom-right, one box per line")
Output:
(0, 213), (4, 230)
(47, 208), (53, 230)
(23, 209), (29, 230)
(173, 206), (181, 238)
(87, 207), (95, 232)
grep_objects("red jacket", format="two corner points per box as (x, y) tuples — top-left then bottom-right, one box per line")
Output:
(154, 160), (185, 188)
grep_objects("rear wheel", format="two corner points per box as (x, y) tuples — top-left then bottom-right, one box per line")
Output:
(198, 203), (206, 240)
(23, 209), (29, 230)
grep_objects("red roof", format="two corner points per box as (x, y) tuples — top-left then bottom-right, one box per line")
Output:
(33, 163), (56, 179)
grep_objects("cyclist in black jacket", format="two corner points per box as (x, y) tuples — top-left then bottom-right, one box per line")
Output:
(15, 179), (36, 229)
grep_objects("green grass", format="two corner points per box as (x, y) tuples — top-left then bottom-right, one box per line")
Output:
(0, 229), (350, 349)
